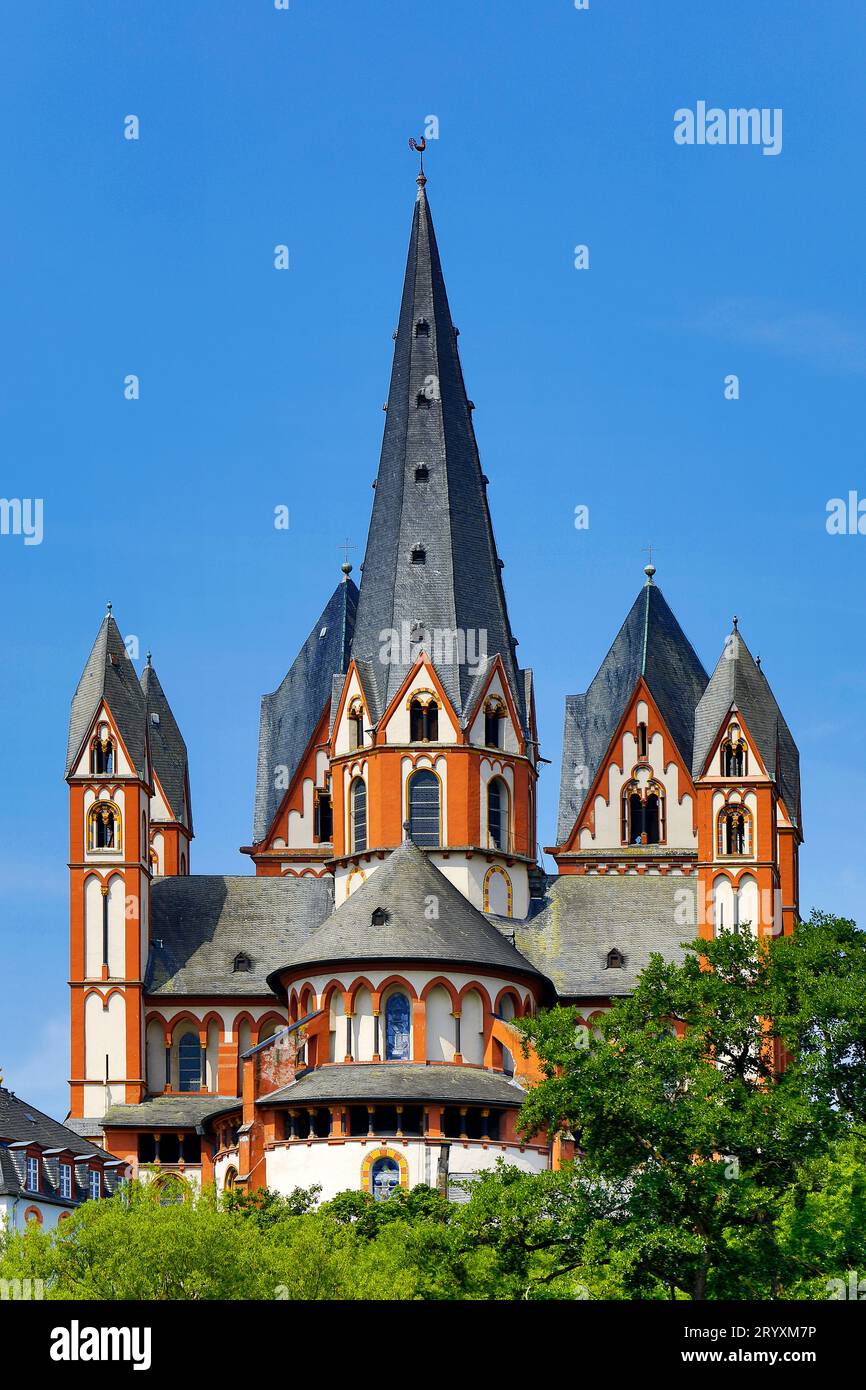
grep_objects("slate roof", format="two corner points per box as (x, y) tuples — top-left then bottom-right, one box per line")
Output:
(515, 874), (697, 997)
(146, 875), (334, 997)
(270, 839), (547, 985)
(0, 1087), (111, 1198)
(65, 612), (148, 779)
(141, 661), (191, 827)
(101, 1096), (239, 1129)
(252, 577), (357, 843)
(263, 1063), (527, 1108)
(349, 179), (527, 730)
(556, 579), (709, 842)
(692, 627), (801, 830)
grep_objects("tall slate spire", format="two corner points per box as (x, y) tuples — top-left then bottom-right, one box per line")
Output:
(66, 610), (148, 780)
(350, 175), (524, 726)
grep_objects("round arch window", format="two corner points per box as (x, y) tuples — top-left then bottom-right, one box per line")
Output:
(384, 993), (411, 1061)
(370, 1156), (400, 1202)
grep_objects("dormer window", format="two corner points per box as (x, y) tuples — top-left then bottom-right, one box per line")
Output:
(606, 948), (625, 970)
(410, 545), (426, 564)
(637, 722), (648, 759)
(91, 729), (115, 776)
(409, 695), (438, 742)
(233, 952), (252, 973)
(415, 391), (431, 410)
(414, 463), (429, 481)
(26, 1155), (40, 1192)
(371, 907), (389, 926)
(415, 318), (430, 337)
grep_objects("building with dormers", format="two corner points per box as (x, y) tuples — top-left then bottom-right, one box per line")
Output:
(63, 168), (802, 1204)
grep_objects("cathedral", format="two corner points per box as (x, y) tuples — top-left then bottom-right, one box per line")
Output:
(63, 166), (802, 1204)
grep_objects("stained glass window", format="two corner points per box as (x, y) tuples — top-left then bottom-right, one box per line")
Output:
(408, 770), (440, 846)
(385, 993), (411, 1061)
(370, 1156), (400, 1202)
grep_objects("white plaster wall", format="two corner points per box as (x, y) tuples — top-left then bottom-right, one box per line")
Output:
(422, 985), (454, 1061)
(579, 726), (696, 851)
(461, 989), (485, 1064)
(333, 671), (370, 756)
(146, 1020), (165, 1092)
(287, 777), (315, 848)
(84, 991), (126, 1110)
(382, 665), (458, 744)
(258, 1137), (548, 1204)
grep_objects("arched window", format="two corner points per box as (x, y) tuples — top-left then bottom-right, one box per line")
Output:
(223, 1166), (238, 1191)
(484, 698), (505, 748)
(384, 993), (411, 1061)
(347, 700), (364, 751)
(350, 778), (367, 853)
(487, 777), (509, 851)
(621, 783), (665, 846)
(91, 732), (114, 775)
(408, 770), (440, 847)
(637, 722), (648, 759)
(718, 804), (751, 857)
(178, 1032), (202, 1092)
(370, 1155), (400, 1201)
(409, 697), (438, 742)
(88, 802), (121, 851)
(721, 729), (748, 777)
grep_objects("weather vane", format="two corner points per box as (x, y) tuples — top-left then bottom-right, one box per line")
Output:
(409, 135), (427, 183)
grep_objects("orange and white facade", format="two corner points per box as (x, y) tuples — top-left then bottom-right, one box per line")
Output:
(63, 172), (802, 1202)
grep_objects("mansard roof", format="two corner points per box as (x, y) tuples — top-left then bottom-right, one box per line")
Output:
(516, 874), (696, 997)
(140, 660), (191, 828)
(252, 576), (358, 843)
(146, 874), (334, 997)
(0, 1087), (111, 1197)
(693, 626), (801, 830)
(349, 177), (527, 730)
(270, 839), (547, 985)
(556, 578), (708, 843)
(65, 611), (148, 780)
(263, 1063), (527, 1109)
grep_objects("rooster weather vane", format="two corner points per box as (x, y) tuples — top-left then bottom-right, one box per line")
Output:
(409, 135), (427, 182)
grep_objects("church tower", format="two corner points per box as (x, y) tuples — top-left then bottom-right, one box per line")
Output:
(328, 170), (539, 915)
(66, 608), (152, 1121)
(692, 621), (801, 939)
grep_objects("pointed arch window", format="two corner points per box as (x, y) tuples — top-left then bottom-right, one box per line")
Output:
(408, 769), (440, 847)
(621, 782), (665, 846)
(484, 697), (505, 749)
(718, 803), (751, 857)
(347, 699), (365, 751)
(88, 802), (121, 851)
(409, 696), (438, 743)
(350, 778), (367, 853)
(91, 732), (115, 776)
(487, 777), (510, 852)
(721, 727), (748, 777)
(384, 994), (411, 1061)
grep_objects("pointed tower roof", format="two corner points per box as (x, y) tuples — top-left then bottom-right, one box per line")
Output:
(252, 575), (358, 843)
(141, 660), (191, 829)
(349, 177), (525, 727)
(693, 626), (801, 829)
(65, 609), (148, 779)
(556, 573), (708, 842)
(269, 838), (546, 984)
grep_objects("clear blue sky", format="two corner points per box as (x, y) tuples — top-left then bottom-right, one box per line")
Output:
(2, 1), (864, 1119)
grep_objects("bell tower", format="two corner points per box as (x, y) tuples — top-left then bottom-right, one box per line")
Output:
(66, 606), (151, 1122)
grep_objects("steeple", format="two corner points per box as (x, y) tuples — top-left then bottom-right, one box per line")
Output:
(350, 177), (524, 726)
(693, 624), (800, 829)
(65, 611), (148, 781)
(140, 661), (192, 832)
(556, 578), (708, 842)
